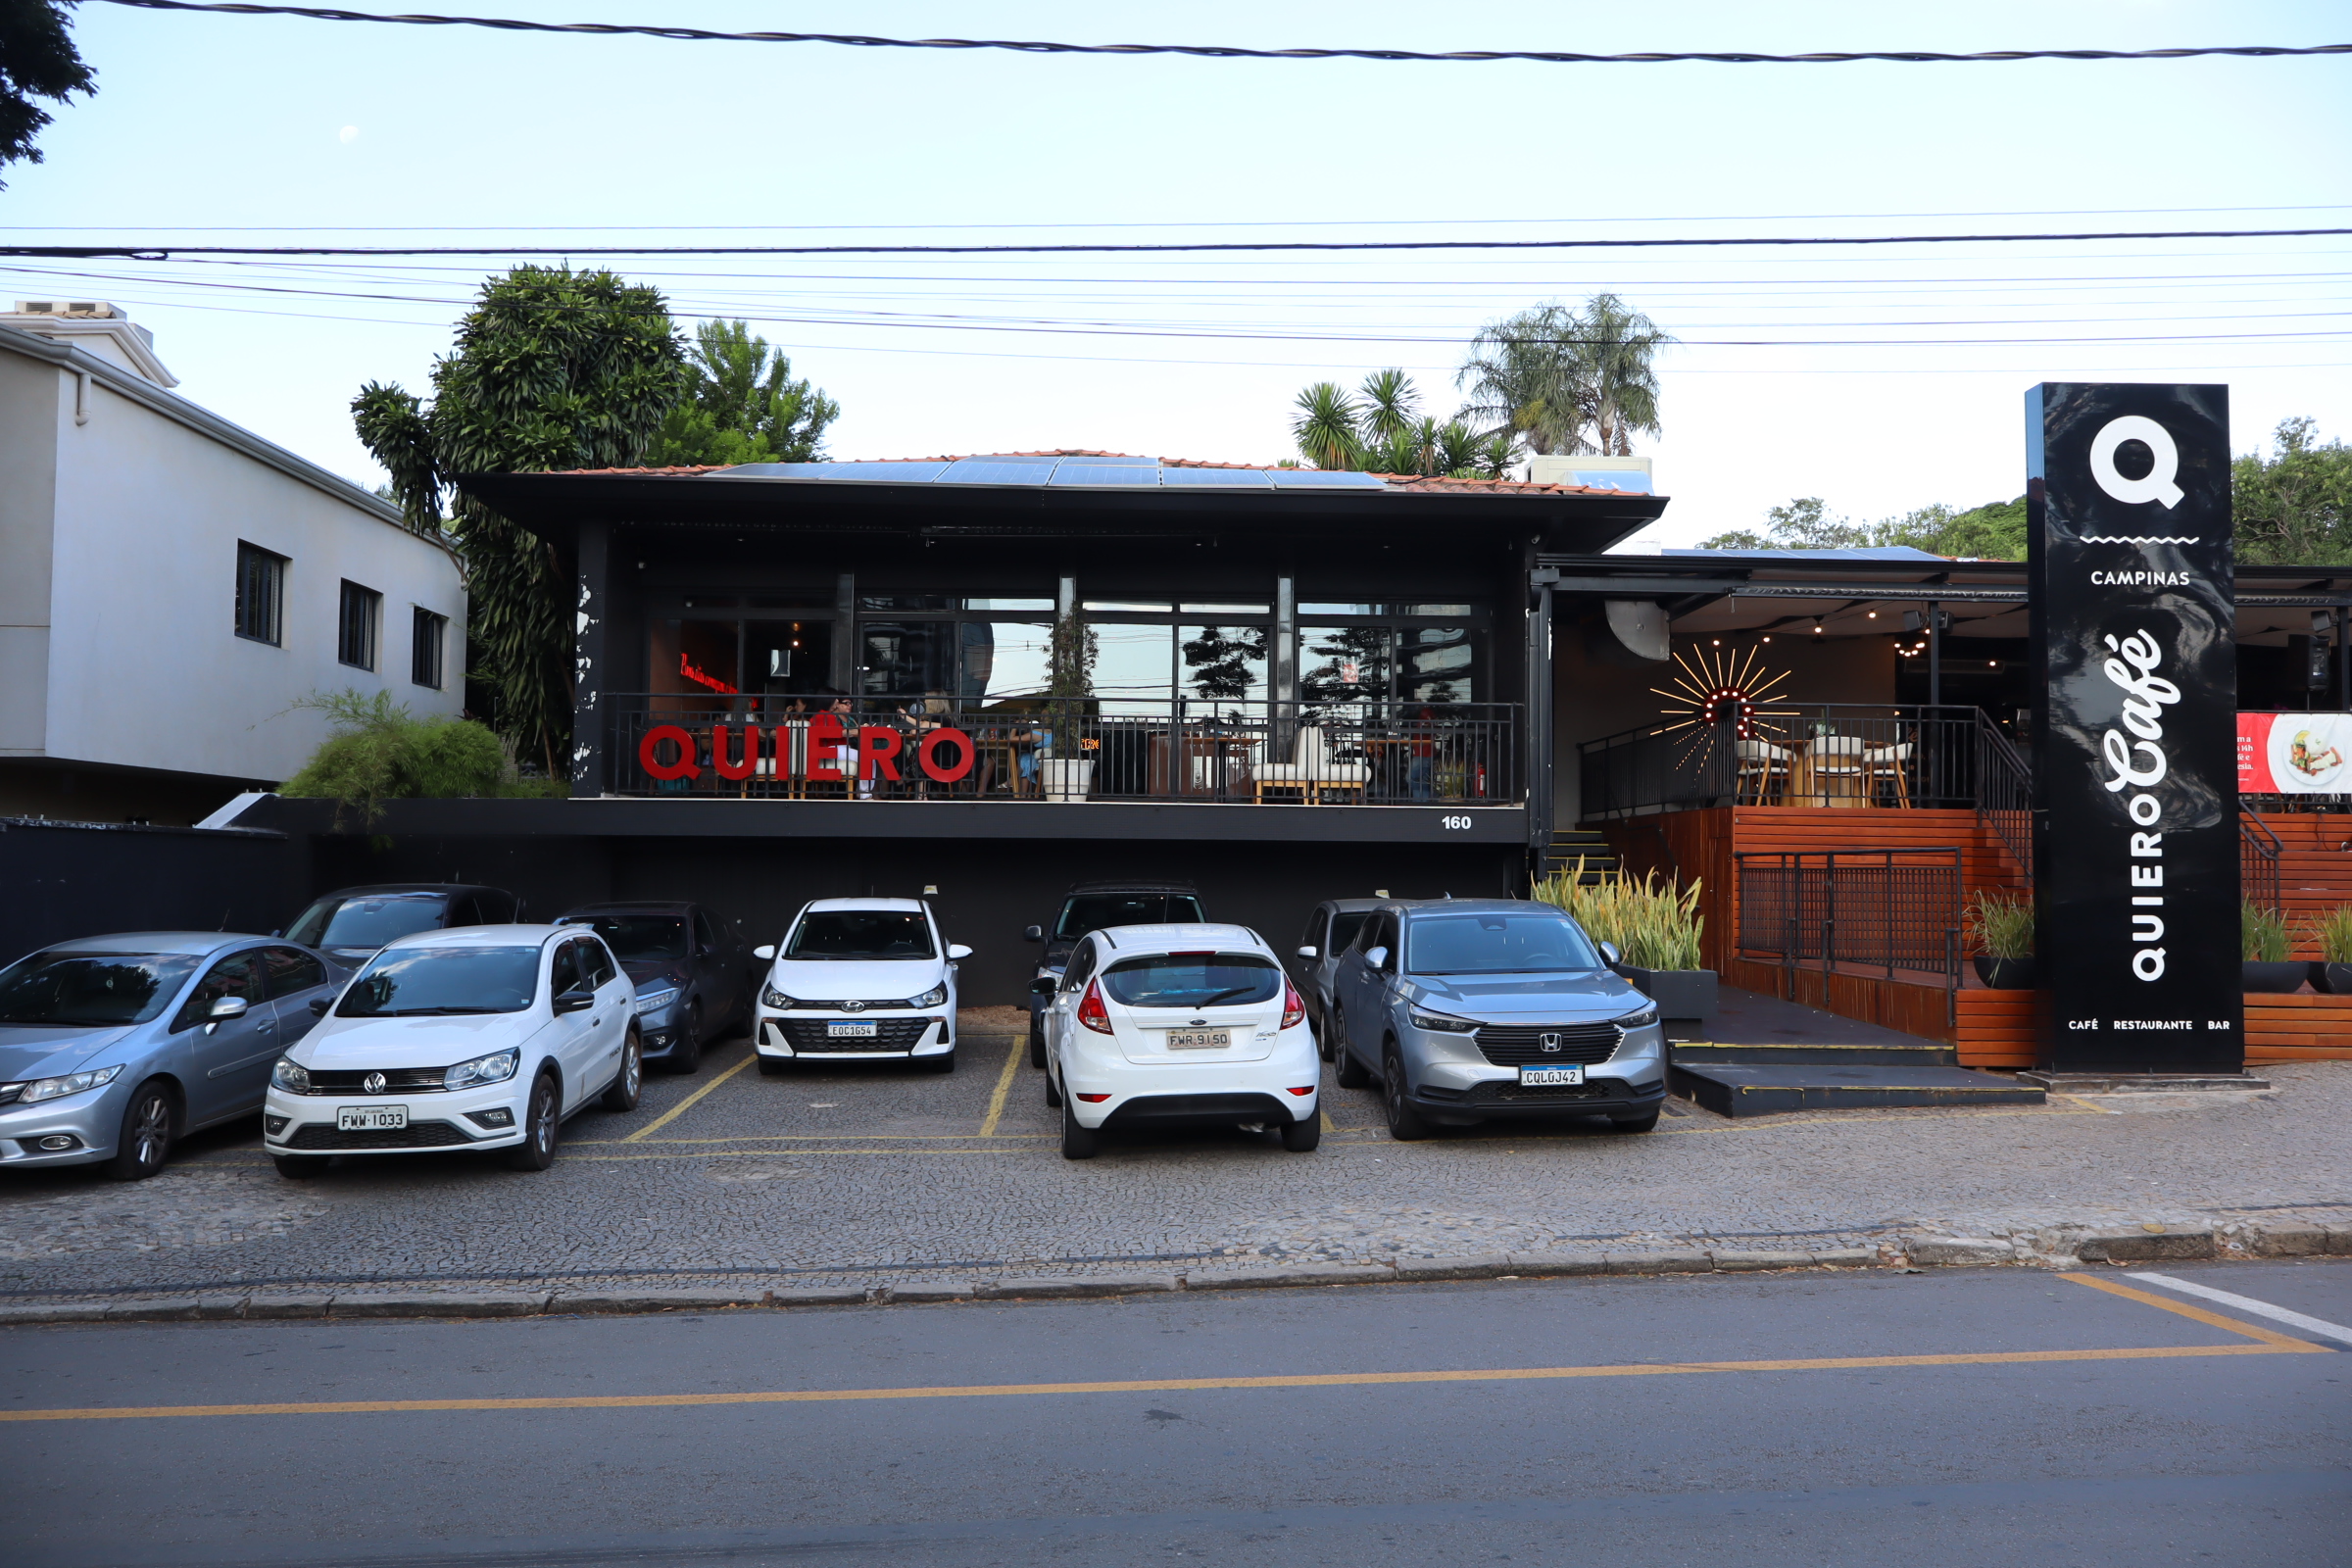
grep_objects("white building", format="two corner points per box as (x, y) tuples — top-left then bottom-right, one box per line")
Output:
(0, 304), (466, 824)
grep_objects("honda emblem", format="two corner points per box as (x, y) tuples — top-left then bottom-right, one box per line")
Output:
(1540, 1033), (1563, 1053)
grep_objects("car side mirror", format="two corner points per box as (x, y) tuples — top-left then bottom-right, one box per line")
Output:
(1599, 941), (1622, 966)
(1022, 925), (1044, 943)
(209, 996), (249, 1021)
(1364, 947), (1389, 971)
(947, 943), (973, 960)
(554, 987), (596, 1014)
(1029, 975), (1058, 995)
(1296, 945), (1318, 960)
(309, 996), (330, 1017)
(270, 928), (283, 939)
(753, 944), (777, 961)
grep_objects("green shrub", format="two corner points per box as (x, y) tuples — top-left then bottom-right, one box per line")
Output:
(1532, 858), (1704, 971)
(1965, 890), (2034, 959)
(280, 690), (518, 823)
(2242, 901), (2291, 963)
(2307, 905), (2352, 965)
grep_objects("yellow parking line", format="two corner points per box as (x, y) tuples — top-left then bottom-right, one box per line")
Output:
(574, 1148), (1026, 1162)
(622, 1051), (756, 1144)
(0, 1340), (2308, 1425)
(2060, 1272), (2333, 1350)
(979, 1033), (1025, 1139)
(576, 1133), (1055, 1146)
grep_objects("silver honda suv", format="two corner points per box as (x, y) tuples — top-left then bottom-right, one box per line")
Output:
(1326, 899), (1666, 1139)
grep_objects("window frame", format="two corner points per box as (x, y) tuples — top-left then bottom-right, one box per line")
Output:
(234, 542), (287, 647)
(338, 580), (382, 672)
(411, 606), (447, 689)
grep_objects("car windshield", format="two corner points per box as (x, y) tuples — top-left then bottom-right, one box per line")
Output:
(288, 893), (445, 951)
(1054, 894), (1203, 941)
(1102, 953), (1280, 1009)
(561, 914), (687, 962)
(338, 946), (541, 1016)
(0, 952), (201, 1026)
(1327, 911), (1371, 954)
(1404, 912), (1601, 976)
(786, 911), (935, 960)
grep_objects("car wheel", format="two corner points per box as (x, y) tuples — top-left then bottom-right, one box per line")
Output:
(757, 1055), (786, 1077)
(103, 1080), (175, 1182)
(1609, 1109), (1661, 1135)
(505, 1072), (561, 1171)
(1332, 1010), (1373, 1089)
(1280, 1112), (1322, 1152)
(272, 1153), (331, 1179)
(601, 1027), (644, 1111)
(1381, 1046), (1430, 1142)
(1027, 1015), (1047, 1069)
(667, 1000), (704, 1073)
(927, 1048), (956, 1074)
(1044, 1064), (1062, 1107)
(1059, 1091), (1099, 1159)
(1313, 1012), (1335, 1062)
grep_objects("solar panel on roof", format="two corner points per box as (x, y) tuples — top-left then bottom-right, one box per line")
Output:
(938, 461), (1057, 485)
(1159, 467), (1274, 488)
(1048, 465), (1160, 487)
(715, 462), (950, 482)
(1267, 469), (1389, 489)
(961, 453), (1061, 464)
(1054, 455), (1156, 467)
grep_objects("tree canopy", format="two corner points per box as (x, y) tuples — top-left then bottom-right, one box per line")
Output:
(1699, 496), (2027, 558)
(1286, 368), (1512, 478)
(1454, 294), (1670, 458)
(2234, 417), (2352, 565)
(0, 1), (93, 186)
(645, 318), (840, 467)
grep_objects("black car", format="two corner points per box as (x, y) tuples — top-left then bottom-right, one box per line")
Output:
(282, 884), (521, 968)
(1021, 880), (1204, 1066)
(555, 901), (751, 1072)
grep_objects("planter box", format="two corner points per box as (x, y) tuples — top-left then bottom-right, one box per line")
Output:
(1617, 965), (1718, 1035)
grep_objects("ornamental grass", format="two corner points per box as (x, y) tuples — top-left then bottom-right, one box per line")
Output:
(1532, 858), (1704, 972)
(1964, 890), (2035, 960)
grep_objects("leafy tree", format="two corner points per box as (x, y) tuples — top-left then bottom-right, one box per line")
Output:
(2234, 417), (2352, 565)
(1454, 295), (1672, 457)
(1579, 293), (1668, 456)
(1290, 369), (1511, 478)
(1699, 495), (2029, 558)
(1291, 380), (1362, 470)
(645, 318), (839, 466)
(353, 267), (687, 778)
(0, 1), (92, 187)
(279, 691), (562, 826)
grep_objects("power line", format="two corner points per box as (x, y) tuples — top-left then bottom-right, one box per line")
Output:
(13, 228), (2352, 261)
(86, 2), (2352, 65)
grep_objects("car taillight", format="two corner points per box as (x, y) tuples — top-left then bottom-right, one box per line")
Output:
(1076, 1092), (1113, 1102)
(1281, 978), (1306, 1030)
(1078, 979), (1113, 1035)
(1284, 1086), (1315, 1097)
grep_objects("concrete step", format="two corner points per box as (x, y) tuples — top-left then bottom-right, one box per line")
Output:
(1672, 1041), (1956, 1067)
(1669, 1062), (2045, 1117)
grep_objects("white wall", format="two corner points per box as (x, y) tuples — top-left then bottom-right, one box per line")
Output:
(34, 360), (465, 783)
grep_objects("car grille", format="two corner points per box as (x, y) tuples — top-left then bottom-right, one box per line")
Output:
(300, 1067), (450, 1095)
(1472, 1023), (1622, 1066)
(1466, 1077), (1632, 1104)
(777, 1017), (938, 1054)
(282, 1120), (474, 1150)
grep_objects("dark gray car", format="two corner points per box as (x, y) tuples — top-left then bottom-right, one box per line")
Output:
(1021, 880), (1204, 1066)
(1328, 899), (1666, 1140)
(1291, 898), (1397, 1054)
(555, 902), (750, 1072)
(283, 884), (520, 969)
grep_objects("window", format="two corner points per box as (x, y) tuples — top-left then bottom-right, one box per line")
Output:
(172, 954), (261, 1034)
(412, 608), (446, 689)
(256, 946), (326, 998)
(550, 942), (584, 998)
(235, 543), (285, 646)
(338, 581), (381, 670)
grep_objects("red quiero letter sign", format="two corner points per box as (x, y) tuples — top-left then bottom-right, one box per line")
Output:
(639, 725), (700, 782)
(805, 713), (846, 781)
(857, 725), (904, 781)
(917, 726), (974, 783)
(711, 724), (760, 782)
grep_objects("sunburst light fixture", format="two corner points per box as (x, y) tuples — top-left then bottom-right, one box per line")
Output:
(1650, 644), (1794, 740)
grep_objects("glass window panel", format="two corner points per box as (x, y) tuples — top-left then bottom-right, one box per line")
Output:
(1298, 603), (1377, 615)
(1398, 626), (1476, 703)
(859, 621), (958, 697)
(1301, 625), (1393, 703)
(962, 598), (1054, 612)
(1180, 602), (1269, 614)
(858, 595), (952, 612)
(235, 542), (284, 645)
(1082, 600), (1171, 613)
(677, 620), (740, 696)
(745, 621), (825, 701)
(960, 620), (1054, 702)
(337, 581), (380, 671)
(1091, 622), (1174, 714)
(1180, 624), (1266, 707)
(1398, 603), (1478, 616)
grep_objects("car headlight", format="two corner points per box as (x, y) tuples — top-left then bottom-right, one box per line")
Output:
(760, 981), (797, 1009)
(1615, 1004), (1661, 1030)
(443, 1049), (520, 1092)
(18, 1064), (122, 1103)
(270, 1057), (311, 1094)
(1407, 1008), (1479, 1033)
(904, 984), (949, 1008)
(634, 985), (680, 1017)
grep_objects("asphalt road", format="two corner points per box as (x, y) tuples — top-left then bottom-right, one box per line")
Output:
(4, 1261), (2346, 1567)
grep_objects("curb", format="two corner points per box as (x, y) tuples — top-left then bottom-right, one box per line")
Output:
(2, 1220), (2343, 1328)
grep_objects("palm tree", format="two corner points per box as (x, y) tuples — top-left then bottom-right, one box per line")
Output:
(1577, 293), (1670, 456)
(1454, 304), (1584, 455)
(1356, 368), (1421, 448)
(1291, 381), (1363, 470)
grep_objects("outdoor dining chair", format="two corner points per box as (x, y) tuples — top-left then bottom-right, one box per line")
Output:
(1863, 740), (1914, 807)
(1735, 737), (1790, 804)
(1255, 723), (1327, 805)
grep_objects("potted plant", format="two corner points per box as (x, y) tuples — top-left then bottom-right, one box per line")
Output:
(1040, 613), (1099, 803)
(1965, 890), (2034, 990)
(2310, 906), (2352, 995)
(2242, 901), (2308, 993)
(1534, 860), (1714, 1033)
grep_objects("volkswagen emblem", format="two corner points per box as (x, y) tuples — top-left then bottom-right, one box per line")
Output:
(842, 1000), (867, 1012)
(363, 1071), (387, 1095)
(1540, 1033), (1563, 1054)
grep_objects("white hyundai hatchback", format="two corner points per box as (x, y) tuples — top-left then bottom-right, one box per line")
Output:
(263, 925), (641, 1176)
(752, 899), (969, 1074)
(1039, 922), (1319, 1159)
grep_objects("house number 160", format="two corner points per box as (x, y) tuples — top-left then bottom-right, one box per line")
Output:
(1439, 815), (1473, 830)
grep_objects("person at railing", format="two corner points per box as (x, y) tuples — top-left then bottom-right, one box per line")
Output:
(1407, 704), (1438, 802)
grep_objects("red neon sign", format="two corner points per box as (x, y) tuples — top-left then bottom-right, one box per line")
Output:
(680, 655), (738, 695)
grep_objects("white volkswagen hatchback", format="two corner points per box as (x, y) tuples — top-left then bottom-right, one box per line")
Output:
(263, 925), (641, 1176)
(752, 899), (969, 1074)
(1039, 922), (1319, 1159)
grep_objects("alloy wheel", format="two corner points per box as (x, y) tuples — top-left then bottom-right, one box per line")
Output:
(131, 1093), (171, 1170)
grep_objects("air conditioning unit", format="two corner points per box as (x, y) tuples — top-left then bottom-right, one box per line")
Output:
(13, 300), (117, 318)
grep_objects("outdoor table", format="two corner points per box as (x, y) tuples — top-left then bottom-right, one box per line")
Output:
(1783, 736), (1869, 808)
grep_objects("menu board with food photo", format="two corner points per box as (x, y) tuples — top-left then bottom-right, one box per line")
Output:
(2238, 711), (2352, 794)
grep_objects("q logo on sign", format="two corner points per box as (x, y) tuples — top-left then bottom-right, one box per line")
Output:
(2089, 415), (2183, 511)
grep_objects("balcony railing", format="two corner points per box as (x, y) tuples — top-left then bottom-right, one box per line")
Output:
(1736, 847), (1964, 1022)
(1580, 704), (2012, 819)
(603, 696), (1521, 807)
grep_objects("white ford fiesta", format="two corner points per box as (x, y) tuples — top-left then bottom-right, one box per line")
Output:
(263, 925), (642, 1176)
(752, 899), (970, 1074)
(1039, 921), (1319, 1159)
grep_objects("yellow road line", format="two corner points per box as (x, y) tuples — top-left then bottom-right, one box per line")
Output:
(2060, 1271), (2332, 1350)
(979, 1033), (1024, 1139)
(577, 1133), (1054, 1145)
(574, 1148), (1024, 1162)
(0, 1341), (2306, 1425)
(622, 1051), (756, 1144)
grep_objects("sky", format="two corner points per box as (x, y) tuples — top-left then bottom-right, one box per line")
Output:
(5, 0), (2349, 549)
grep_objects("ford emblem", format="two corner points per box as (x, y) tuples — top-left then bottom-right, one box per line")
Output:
(1540, 1033), (1563, 1053)
(363, 1071), (387, 1095)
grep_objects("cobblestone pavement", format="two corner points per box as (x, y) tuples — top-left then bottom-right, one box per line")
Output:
(2, 1005), (2344, 1303)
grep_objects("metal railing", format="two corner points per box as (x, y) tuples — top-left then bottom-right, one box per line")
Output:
(1973, 711), (2034, 877)
(2241, 812), (2284, 912)
(1736, 847), (1964, 1022)
(603, 696), (1520, 806)
(1580, 705), (1996, 820)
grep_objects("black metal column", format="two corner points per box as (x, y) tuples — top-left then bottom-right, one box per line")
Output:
(1928, 598), (1942, 707)
(829, 571), (855, 693)
(569, 519), (610, 798)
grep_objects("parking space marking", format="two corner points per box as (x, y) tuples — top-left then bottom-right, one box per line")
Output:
(620, 1051), (756, 1144)
(979, 1034), (1024, 1139)
(572, 1148), (1026, 1162)
(0, 1338), (2317, 1426)
(2125, 1272), (2352, 1347)
(2061, 1272), (2335, 1350)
